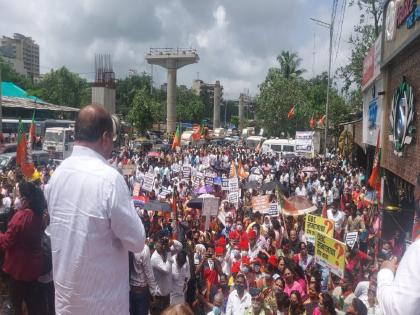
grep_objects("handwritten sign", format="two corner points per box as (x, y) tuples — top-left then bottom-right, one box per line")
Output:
(228, 177), (239, 192)
(305, 214), (334, 243)
(315, 232), (346, 278)
(228, 192), (239, 205)
(268, 203), (279, 216)
(142, 172), (155, 193)
(251, 195), (270, 213)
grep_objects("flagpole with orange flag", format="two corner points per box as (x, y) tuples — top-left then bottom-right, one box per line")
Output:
(287, 104), (296, 119)
(172, 124), (180, 150)
(368, 129), (381, 200)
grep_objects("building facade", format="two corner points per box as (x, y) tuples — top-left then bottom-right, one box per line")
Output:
(0, 33), (40, 78)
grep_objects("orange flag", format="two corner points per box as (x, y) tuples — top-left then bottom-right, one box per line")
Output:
(229, 160), (237, 177)
(287, 104), (295, 119)
(172, 124), (181, 150)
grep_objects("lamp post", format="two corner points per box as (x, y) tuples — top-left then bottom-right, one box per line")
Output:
(310, 2), (335, 156)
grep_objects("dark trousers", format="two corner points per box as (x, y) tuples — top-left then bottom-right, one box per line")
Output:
(10, 279), (46, 315)
(150, 295), (170, 315)
(39, 282), (55, 315)
(130, 289), (150, 315)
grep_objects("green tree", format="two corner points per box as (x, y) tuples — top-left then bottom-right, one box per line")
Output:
(116, 73), (152, 116)
(270, 51), (306, 80)
(128, 87), (161, 132)
(0, 56), (33, 90)
(32, 67), (90, 107)
(176, 87), (206, 123)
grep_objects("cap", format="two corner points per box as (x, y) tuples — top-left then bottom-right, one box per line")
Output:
(231, 261), (241, 273)
(241, 256), (250, 266)
(215, 246), (224, 255)
(272, 273), (281, 281)
(239, 238), (249, 251)
(229, 231), (240, 240)
(268, 255), (278, 267)
(217, 237), (227, 247)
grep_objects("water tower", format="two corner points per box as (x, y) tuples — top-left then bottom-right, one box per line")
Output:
(146, 48), (199, 133)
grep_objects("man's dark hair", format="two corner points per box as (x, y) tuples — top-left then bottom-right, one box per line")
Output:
(75, 104), (113, 142)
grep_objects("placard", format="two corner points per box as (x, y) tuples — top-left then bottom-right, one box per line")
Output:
(222, 178), (229, 191)
(133, 182), (141, 197)
(315, 232), (346, 278)
(205, 176), (214, 186)
(172, 164), (181, 173)
(228, 192), (239, 205)
(202, 197), (220, 216)
(304, 214), (334, 243)
(183, 166), (191, 178)
(251, 195), (270, 213)
(345, 232), (358, 250)
(158, 188), (171, 199)
(228, 177), (239, 192)
(268, 203), (279, 216)
(203, 157), (210, 169)
(142, 172), (155, 192)
(195, 172), (204, 180)
(122, 164), (136, 176)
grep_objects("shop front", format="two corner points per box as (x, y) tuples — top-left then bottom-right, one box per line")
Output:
(381, 0), (420, 241)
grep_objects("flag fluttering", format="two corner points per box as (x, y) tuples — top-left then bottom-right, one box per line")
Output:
(192, 124), (201, 141)
(287, 104), (296, 119)
(229, 160), (237, 177)
(309, 116), (315, 129)
(16, 118), (35, 178)
(172, 124), (181, 150)
(368, 130), (381, 197)
(317, 115), (326, 127)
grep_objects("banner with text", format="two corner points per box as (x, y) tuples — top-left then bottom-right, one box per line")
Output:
(304, 214), (334, 243)
(315, 232), (346, 278)
(251, 195), (270, 213)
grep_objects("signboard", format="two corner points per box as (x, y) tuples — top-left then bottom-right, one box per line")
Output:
(142, 173), (155, 193)
(183, 166), (191, 178)
(305, 214), (334, 243)
(315, 232), (346, 278)
(222, 178), (229, 191)
(295, 131), (314, 153)
(133, 182), (141, 197)
(122, 164), (136, 176)
(228, 192), (239, 205)
(228, 177), (239, 192)
(202, 197), (220, 216)
(362, 35), (381, 91)
(251, 195), (270, 213)
(345, 232), (358, 250)
(172, 164), (181, 173)
(268, 203), (279, 216)
(362, 78), (383, 146)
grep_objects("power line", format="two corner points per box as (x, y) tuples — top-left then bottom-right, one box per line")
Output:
(334, 0), (347, 65)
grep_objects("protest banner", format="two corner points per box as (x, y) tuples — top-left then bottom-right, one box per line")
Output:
(195, 172), (204, 180)
(222, 178), (229, 191)
(172, 164), (181, 173)
(122, 164), (136, 176)
(205, 176), (214, 186)
(268, 203), (279, 216)
(142, 172), (155, 192)
(315, 232), (346, 278)
(304, 214), (334, 243)
(203, 157), (210, 169)
(183, 165), (191, 178)
(203, 197), (220, 230)
(345, 232), (358, 250)
(251, 195), (270, 213)
(228, 177), (239, 192)
(158, 188), (171, 199)
(132, 182), (141, 197)
(228, 192), (239, 205)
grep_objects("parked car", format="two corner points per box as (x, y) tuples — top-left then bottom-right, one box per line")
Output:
(0, 150), (50, 170)
(0, 143), (17, 155)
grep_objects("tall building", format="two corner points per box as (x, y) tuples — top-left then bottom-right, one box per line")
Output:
(0, 33), (40, 78)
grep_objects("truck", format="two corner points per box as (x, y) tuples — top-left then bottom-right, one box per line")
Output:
(42, 127), (75, 161)
(295, 131), (321, 157)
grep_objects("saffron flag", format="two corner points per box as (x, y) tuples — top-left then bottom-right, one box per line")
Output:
(317, 115), (326, 127)
(287, 104), (296, 119)
(16, 119), (26, 167)
(192, 124), (201, 141)
(229, 160), (237, 178)
(238, 160), (248, 179)
(368, 130), (381, 191)
(172, 124), (180, 150)
(29, 110), (36, 145)
(310, 116), (315, 129)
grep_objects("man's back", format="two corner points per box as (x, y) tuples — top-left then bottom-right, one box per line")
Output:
(45, 146), (145, 315)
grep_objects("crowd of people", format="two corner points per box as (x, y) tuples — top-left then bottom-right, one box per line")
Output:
(0, 104), (418, 315)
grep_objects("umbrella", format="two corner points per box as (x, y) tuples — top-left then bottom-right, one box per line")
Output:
(132, 195), (148, 207)
(261, 181), (279, 191)
(241, 181), (259, 190)
(186, 195), (214, 209)
(143, 200), (172, 212)
(147, 151), (160, 158)
(282, 195), (317, 216)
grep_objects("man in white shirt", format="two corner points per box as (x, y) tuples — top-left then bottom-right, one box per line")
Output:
(377, 238), (420, 315)
(226, 273), (252, 315)
(45, 105), (145, 315)
(327, 204), (345, 238)
(295, 182), (307, 197)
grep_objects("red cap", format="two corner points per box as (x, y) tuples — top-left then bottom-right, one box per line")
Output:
(215, 246), (224, 255)
(268, 255), (278, 267)
(239, 238), (249, 251)
(241, 256), (250, 266)
(229, 230), (240, 240)
(247, 230), (257, 240)
(231, 261), (241, 273)
(217, 237), (227, 247)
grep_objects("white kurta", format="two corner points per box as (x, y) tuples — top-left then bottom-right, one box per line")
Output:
(170, 256), (191, 304)
(45, 146), (145, 315)
(377, 239), (420, 315)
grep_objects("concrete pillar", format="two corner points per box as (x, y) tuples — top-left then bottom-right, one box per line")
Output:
(213, 80), (221, 129)
(239, 93), (245, 130)
(167, 68), (177, 133)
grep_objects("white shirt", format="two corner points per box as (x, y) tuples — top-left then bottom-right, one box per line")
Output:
(45, 146), (145, 315)
(354, 280), (369, 307)
(151, 250), (173, 296)
(295, 186), (307, 197)
(327, 209), (345, 233)
(226, 289), (252, 315)
(377, 239), (420, 315)
(170, 255), (190, 304)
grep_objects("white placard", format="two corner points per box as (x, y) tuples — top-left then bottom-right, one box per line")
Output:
(142, 172), (155, 192)
(228, 177), (239, 192)
(228, 192), (239, 205)
(133, 182), (141, 197)
(202, 197), (220, 216)
(158, 188), (171, 199)
(122, 164), (136, 176)
(205, 176), (214, 186)
(222, 178), (229, 191)
(196, 172), (204, 180)
(345, 232), (358, 249)
(183, 166), (191, 178)
(203, 157), (210, 169)
(268, 203), (279, 216)
(172, 164), (181, 173)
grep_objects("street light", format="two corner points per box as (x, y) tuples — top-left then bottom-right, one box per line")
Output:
(310, 11), (334, 156)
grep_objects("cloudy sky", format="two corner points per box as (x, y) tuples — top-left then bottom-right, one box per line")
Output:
(1, 0), (362, 99)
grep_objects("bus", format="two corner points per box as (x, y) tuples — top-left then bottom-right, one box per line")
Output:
(1, 119), (75, 138)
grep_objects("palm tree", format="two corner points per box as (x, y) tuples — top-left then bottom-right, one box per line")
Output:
(276, 51), (306, 79)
